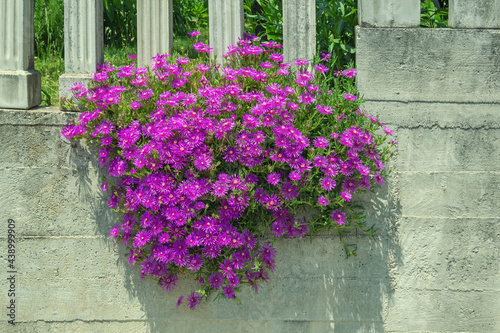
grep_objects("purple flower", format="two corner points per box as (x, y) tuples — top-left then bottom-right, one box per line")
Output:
(313, 136), (329, 149)
(340, 190), (353, 202)
(222, 285), (236, 299)
(331, 210), (346, 226)
(186, 291), (202, 309)
(320, 52), (332, 62)
(130, 100), (142, 110)
(318, 195), (330, 206)
(187, 254), (203, 271)
(289, 170), (301, 181)
(267, 172), (281, 186)
(161, 273), (179, 292)
(280, 181), (299, 200)
(320, 177), (336, 191)
(208, 272), (224, 290)
(342, 68), (357, 78)
(176, 296), (184, 309)
(343, 93), (357, 101)
(219, 259), (236, 279)
(187, 30), (201, 37)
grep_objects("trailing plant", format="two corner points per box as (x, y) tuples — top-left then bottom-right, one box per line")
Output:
(61, 34), (394, 309)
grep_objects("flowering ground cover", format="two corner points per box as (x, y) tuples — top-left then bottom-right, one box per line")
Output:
(62, 33), (394, 309)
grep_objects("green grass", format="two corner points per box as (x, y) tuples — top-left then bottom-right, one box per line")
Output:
(35, 54), (64, 107)
(36, 30), (209, 107)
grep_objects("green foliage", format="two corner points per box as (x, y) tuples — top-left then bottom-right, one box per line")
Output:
(103, 0), (137, 47)
(316, 0), (357, 68)
(173, 0), (209, 37)
(244, 0), (283, 44)
(34, 0), (64, 58)
(244, 0), (358, 68)
(36, 55), (64, 106)
(421, 0), (448, 28)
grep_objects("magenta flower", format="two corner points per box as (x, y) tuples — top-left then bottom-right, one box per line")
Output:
(294, 58), (309, 66)
(313, 136), (329, 149)
(130, 100), (141, 110)
(318, 195), (330, 206)
(267, 172), (281, 186)
(342, 68), (357, 78)
(331, 210), (346, 226)
(187, 30), (201, 37)
(289, 170), (301, 181)
(340, 190), (353, 202)
(343, 93), (357, 101)
(186, 291), (202, 309)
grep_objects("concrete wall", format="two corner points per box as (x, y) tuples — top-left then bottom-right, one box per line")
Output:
(0, 107), (393, 332)
(356, 25), (500, 332)
(1, 3), (500, 333)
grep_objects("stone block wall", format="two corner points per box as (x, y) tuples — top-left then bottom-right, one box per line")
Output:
(1, 0), (499, 332)
(355, 1), (500, 330)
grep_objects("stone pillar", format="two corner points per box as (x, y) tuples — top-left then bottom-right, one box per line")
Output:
(449, 0), (500, 28)
(283, 0), (316, 63)
(208, 0), (244, 64)
(137, 0), (173, 67)
(0, 0), (41, 109)
(358, 0), (420, 27)
(59, 0), (104, 107)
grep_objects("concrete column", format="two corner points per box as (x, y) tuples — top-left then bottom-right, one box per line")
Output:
(358, 0), (420, 27)
(283, 0), (316, 63)
(137, 0), (173, 67)
(0, 0), (41, 109)
(208, 0), (244, 64)
(449, 0), (500, 28)
(59, 0), (104, 106)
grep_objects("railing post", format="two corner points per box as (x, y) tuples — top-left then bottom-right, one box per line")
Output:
(208, 0), (244, 64)
(0, 0), (41, 109)
(137, 0), (173, 67)
(449, 0), (500, 28)
(283, 0), (316, 63)
(59, 0), (104, 108)
(358, 0), (420, 27)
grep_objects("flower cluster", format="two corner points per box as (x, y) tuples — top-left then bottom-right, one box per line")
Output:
(62, 34), (394, 309)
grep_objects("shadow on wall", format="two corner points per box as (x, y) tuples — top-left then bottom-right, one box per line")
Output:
(70, 143), (402, 332)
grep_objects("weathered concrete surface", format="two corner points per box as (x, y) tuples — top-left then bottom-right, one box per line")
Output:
(0, 107), (393, 332)
(0, 0), (41, 109)
(357, 24), (500, 333)
(283, 0), (316, 63)
(449, 0), (500, 28)
(137, 0), (173, 67)
(358, 0), (420, 27)
(59, 0), (104, 104)
(208, 0), (244, 64)
(356, 27), (500, 103)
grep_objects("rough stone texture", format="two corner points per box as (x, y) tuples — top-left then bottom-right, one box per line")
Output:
(449, 0), (500, 28)
(358, 0), (420, 27)
(356, 27), (500, 103)
(0, 0), (41, 109)
(208, 0), (244, 64)
(137, 0), (173, 67)
(283, 0), (316, 63)
(0, 70), (41, 109)
(0, 107), (393, 332)
(59, 0), (104, 105)
(357, 24), (500, 332)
